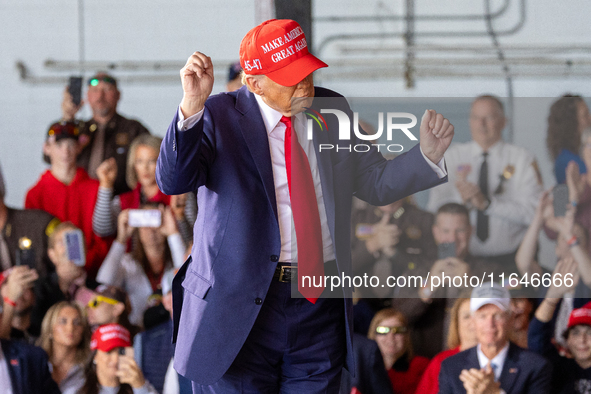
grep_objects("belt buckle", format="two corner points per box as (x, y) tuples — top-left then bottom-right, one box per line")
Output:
(278, 266), (295, 283)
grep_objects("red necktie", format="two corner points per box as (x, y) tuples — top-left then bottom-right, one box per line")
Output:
(281, 115), (325, 303)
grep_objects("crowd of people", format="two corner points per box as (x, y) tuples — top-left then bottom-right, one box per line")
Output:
(1, 61), (591, 393)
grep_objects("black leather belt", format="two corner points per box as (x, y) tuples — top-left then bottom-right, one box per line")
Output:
(273, 260), (337, 283)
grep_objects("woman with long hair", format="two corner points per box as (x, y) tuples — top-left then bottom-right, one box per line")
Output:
(80, 323), (157, 394)
(96, 206), (185, 327)
(37, 301), (91, 394)
(547, 94), (591, 184)
(415, 296), (478, 394)
(92, 134), (196, 244)
(368, 308), (430, 394)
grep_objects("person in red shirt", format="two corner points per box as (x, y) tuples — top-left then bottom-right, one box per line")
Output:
(25, 121), (112, 278)
(368, 309), (430, 394)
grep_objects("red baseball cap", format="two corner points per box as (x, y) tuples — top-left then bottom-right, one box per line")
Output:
(90, 323), (131, 352)
(567, 301), (591, 330)
(239, 19), (328, 87)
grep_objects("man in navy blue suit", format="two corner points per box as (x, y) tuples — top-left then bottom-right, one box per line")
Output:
(157, 19), (454, 393)
(439, 283), (552, 394)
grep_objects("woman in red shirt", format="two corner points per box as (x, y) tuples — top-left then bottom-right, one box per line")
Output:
(368, 309), (429, 394)
(415, 296), (478, 394)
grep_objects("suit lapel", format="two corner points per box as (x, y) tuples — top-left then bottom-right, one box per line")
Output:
(499, 343), (520, 393)
(466, 347), (480, 370)
(235, 87), (278, 222)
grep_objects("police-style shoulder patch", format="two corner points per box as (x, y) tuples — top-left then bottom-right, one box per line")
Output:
(406, 225), (422, 240)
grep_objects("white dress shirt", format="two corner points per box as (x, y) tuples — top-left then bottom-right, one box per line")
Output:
(162, 357), (179, 394)
(178, 94), (446, 262)
(0, 346), (13, 394)
(477, 342), (510, 382)
(427, 140), (543, 256)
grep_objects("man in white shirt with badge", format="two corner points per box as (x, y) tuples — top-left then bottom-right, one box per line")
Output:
(427, 95), (543, 272)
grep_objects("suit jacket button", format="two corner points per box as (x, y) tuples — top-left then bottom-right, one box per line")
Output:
(255, 298), (263, 305)
(270, 255), (279, 262)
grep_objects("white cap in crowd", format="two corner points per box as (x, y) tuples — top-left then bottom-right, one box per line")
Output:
(470, 281), (511, 313)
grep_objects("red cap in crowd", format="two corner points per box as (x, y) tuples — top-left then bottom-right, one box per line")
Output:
(567, 301), (591, 330)
(239, 19), (328, 86)
(90, 323), (131, 352)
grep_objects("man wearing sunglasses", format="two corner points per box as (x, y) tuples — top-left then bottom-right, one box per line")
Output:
(85, 284), (136, 336)
(61, 72), (150, 196)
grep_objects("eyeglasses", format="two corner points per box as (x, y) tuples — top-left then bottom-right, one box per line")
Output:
(88, 76), (117, 87)
(375, 326), (408, 335)
(88, 295), (119, 309)
(47, 122), (80, 138)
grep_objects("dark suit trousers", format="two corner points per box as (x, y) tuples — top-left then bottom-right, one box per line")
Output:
(193, 279), (346, 393)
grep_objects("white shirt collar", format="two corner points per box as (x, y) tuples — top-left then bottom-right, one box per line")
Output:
(477, 342), (510, 381)
(255, 94), (283, 136)
(470, 139), (504, 158)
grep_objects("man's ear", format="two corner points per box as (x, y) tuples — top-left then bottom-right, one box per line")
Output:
(47, 247), (58, 266)
(42, 142), (51, 157)
(244, 75), (264, 96)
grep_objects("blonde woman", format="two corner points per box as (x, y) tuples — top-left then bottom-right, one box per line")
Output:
(415, 296), (477, 394)
(38, 301), (90, 394)
(92, 134), (196, 244)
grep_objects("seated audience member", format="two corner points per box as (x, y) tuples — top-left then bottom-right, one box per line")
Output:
(81, 323), (158, 394)
(351, 196), (436, 303)
(427, 95), (543, 271)
(340, 333), (394, 394)
(32, 222), (99, 337)
(529, 257), (591, 393)
(368, 308), (429, 394)
(25, 121), (113, 278)
(61, 72), (150, 196)
(86, 284), (139, 338)
(0, 337), (60, 393)
(134, 269), (192, 394)
(392, 203), (497, 358)
(97, 207), (185, 327)
(0, 266), (38, 342)
(0, 160), (59, 278)
(547, 94), (591, 184)
(38, 301), (90, 394)
(92, 134), (196, 245)
(439, 283), (552, 394)
(509, 293), (535, 349)
(415, 295), (477, 394)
